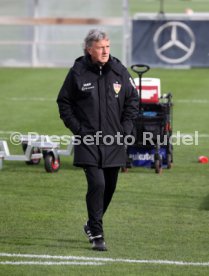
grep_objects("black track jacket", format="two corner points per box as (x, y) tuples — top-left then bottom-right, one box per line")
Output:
(57, 55), (139, 167)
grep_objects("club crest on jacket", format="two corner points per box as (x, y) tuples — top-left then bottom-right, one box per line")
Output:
(113, 83), (121, 94)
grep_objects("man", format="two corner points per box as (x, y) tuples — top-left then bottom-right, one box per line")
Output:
(57, 29), (138, 251)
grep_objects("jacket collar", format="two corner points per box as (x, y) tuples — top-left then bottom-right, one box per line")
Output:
(73, 54), (123, 76)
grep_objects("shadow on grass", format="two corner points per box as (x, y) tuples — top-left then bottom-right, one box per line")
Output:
(199, 194), (209, 211)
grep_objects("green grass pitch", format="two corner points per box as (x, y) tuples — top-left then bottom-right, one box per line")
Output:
(1, 1), (209, 274)
(0, 67), (209, 275)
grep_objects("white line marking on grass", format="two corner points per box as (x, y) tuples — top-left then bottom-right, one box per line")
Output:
(5, 97), (209, 104)
(0, 261), (103, 266)
(0, 137), (9, 140)
(1, 252), (209, 267)
(176, 99), (209, 104)
(0, 131), (16, 134)
(4, 96), (209, 105)
(173, 133), (209, 138)
(7, 97), (56, 102)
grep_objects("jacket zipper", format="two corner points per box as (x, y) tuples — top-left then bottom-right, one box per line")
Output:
(99, 66), (102, 76)
(98, 65), (102, 136)
(98, 65), (103, 167)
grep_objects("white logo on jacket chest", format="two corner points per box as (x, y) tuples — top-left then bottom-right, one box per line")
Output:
(81, 82), (95, 91)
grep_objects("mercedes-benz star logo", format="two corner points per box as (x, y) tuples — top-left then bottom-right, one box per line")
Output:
(153, 21), (196, 64)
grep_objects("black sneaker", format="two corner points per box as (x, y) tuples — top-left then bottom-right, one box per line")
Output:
(83, 223), (93, 243)
(92, 236), (107, 251)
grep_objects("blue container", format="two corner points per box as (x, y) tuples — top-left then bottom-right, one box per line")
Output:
(127, 146), (167, 168)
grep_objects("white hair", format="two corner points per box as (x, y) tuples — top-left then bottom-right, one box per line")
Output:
(83, 29), (109, 54)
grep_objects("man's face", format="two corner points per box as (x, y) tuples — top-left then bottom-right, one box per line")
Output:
(87, 39), (110, 65)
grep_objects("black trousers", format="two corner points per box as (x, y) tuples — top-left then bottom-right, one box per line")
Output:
(83, 166), (120, 237)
